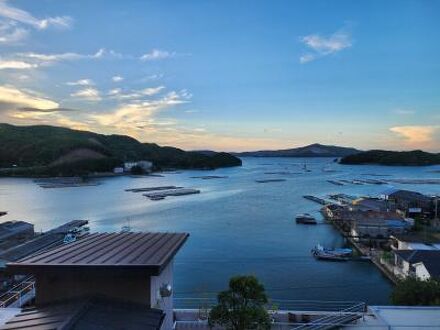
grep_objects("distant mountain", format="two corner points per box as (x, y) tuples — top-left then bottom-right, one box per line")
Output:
(235, 143), (360, 158)
(0, 124), (241, 176)
(340, 150), (440, 166)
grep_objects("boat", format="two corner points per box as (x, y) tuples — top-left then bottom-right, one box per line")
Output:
(312, 250), (349, 261)
(311, 244), (353, 261)
(63, 233), (76, 244)
(295, 213), (317, 224)
(0, 211), (7, 217)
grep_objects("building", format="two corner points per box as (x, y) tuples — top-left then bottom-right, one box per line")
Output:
(392, 249), (440, 280)
(383, 189), (433, 218)
(351, 198), (389, 212)
(390, 233), (440, 251)
(0, 221), (34, 251)
(124, 161), (153, 173)
(3, 231), (188, 329)
(113, 167), (124, 174)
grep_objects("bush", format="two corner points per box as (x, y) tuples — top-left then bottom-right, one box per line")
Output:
(208, 275), (271, 330)
(391, 277), (440, 305)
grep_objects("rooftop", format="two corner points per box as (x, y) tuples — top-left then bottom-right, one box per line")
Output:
(394, 249), (440, 277)
(0, 299), (164, 330)
(7, 232), (189, 275)
(387, 189), (432, 203)
(0, 221), (33, 241)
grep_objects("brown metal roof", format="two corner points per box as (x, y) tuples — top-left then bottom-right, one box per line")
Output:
(0, 299), (164, 330)
(6, 232), (189, 275)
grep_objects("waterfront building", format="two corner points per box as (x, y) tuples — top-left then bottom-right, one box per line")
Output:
(392, 249), (440, 280)
(390, 234), (440, 251)
(382, 189), (433, 218)
(124, 160), (153, 173)
(0, 221), (34, 251)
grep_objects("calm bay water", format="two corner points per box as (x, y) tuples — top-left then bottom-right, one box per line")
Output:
(1, 157), (439, 305)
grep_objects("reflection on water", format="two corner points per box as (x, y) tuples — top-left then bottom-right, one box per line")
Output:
(1, 158), (439, 305)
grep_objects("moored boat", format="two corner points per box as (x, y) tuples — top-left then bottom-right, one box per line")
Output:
(311, 244), (353, 261)
(295, 213), (317, 224)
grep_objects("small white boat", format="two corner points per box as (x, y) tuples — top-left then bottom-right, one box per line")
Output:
(295, 213), (317, 224)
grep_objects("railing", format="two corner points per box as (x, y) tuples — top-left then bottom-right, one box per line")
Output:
(173, 299), (367, 330)
(0, 276), (35, 308)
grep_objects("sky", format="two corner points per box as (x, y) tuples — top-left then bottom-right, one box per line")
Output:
(0, 0), (439, 152)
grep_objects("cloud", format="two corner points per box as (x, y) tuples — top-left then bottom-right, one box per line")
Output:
(66, 79), (94, 86)
(112, 75), (124, 82)
(393, 108), (416, 115)
(390, 125), (440, 149)
(109, 86), (165, 100)
(92, 89), (191, 130)
(0, 1), (72, 30)
(71, 88), (101, 102)
(0, 20), (28, 44)
(0, 85), (58, 110)
(18, 107), (76, 113)
(299, 29), (352, 63)
(0, 59), (37, 69)
(140, 49), (175, 61)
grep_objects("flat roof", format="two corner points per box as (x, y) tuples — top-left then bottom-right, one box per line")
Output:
(0, 299), (164, 330)
(7, 232), (189, 275)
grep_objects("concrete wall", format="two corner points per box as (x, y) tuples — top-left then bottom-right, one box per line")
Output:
(150, 261), (174, 330)
(150, 261), (173, 330)
(35, 269), (151, 306)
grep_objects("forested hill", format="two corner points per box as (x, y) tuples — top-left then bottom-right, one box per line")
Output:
(0, 124), (241, 176)
(340, 150), (440, 166)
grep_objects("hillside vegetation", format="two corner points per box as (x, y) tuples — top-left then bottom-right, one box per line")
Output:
(340, 150), (440, 166)
(0, 124), (241, 176)
(235, 143), (360, 157)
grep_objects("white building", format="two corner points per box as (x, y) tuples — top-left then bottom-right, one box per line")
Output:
(392, 249), (440, 280)
(124, 160), (153, 173)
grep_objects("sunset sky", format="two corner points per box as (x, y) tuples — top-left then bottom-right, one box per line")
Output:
(0, 0), (439, 151)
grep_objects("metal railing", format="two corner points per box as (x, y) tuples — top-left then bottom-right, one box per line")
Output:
(0, 276), (35, 308)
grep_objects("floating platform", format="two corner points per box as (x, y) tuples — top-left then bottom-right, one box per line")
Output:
(125, 186), (182, 193)
(303, 195), (329, 205)
(143, 188), (200, 200)
(190, 175), (228, 180)
(255, 179), (287, 183)
(327, 180), (344, 186)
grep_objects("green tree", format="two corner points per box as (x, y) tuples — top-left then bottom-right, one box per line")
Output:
(208, 275), (271, 330)
(391, 277), (440, 305)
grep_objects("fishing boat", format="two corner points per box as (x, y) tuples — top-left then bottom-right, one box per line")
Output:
(295, 213), (317, 224)
(312, 250), (349, 261)
(0, 211), (7, 217)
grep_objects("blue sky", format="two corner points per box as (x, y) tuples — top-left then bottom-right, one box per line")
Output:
(0, 0), (439, 151)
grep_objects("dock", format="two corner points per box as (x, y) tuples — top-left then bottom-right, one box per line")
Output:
(303, 195), (329, 205)
(143, 188), (200, 200)
(125, 186), (182, 193)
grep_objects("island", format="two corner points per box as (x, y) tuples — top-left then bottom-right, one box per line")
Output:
(234, 143), (360, 158)
(339, 150), (440, 166)
(0, 123), (242, 176)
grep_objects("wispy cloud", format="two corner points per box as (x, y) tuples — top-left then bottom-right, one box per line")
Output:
(0, 1), (72, 30)
(0, 1), (72, 44)
(390, 125), (440, 149)
(71, 88), (101, 102)
(140, 49), (175, 61)
(108, 86), (165, 100)
(66, 79), (94, 86)
(112, 75), (124, 82)
(393, 108), (416, 115)
(299, 28), (352, 63)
